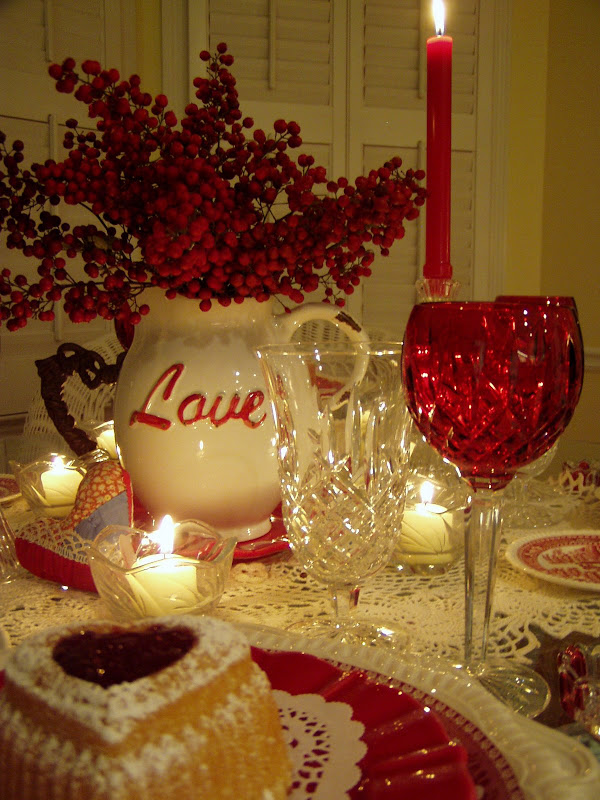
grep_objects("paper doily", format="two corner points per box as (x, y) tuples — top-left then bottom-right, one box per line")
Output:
(275, 690), (365, 799)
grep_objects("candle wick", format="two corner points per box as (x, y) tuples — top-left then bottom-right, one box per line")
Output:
(433, 0), (445, 36)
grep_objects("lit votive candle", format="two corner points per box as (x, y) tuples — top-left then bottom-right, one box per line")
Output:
(96, 427), (118, 460)
(399, 481), (455, 566)
(125, 516), (201, 615)
(40, 457), (84, 518)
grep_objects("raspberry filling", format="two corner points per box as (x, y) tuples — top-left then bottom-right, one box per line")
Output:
(52, 625), (197, 687)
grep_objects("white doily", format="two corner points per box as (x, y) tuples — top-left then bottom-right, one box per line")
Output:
(274, 690), (365, 799)
(221, 520), (600, 664)
(2, 498), (600, 664)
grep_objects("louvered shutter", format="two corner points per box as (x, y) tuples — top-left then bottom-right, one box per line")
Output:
(195, 0), (339, 180)
(0, 0), (501, 416)
(0, 0), (136, 416)
(208, 0), (333, 106)
(186, 0), (480, 337)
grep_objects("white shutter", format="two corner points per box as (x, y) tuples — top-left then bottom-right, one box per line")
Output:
(51, 0), (105, 64)
(185, 0), (342, 175)
(0, 0), (137, 417)
(181, 0), (493, 336)
(364, 0), (477, 114)
(361, 143), (422, 337)
(0, 0), (506, 415)
(208, 0), (333, 105)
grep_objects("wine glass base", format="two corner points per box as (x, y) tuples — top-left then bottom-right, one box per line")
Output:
(286, 616), (410, 651)
(453, 659), (551, 718)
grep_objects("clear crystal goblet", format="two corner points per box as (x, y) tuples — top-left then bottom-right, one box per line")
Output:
(257, 341), (412, 649)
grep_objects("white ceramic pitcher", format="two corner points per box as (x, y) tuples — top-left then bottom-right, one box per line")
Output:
(113, 289), (367, 540)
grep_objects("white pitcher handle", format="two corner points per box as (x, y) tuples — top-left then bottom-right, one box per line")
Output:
(273, 303), (369, 345)
(273, 303), (370, 409)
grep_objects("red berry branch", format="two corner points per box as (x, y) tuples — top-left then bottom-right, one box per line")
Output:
(0, 44), (426, 331)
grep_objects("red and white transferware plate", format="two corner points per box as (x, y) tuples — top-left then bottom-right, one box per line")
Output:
(0, 475), (20, 504)
(505, 531), (600, 592)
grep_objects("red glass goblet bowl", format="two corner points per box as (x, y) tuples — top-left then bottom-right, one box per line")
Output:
(402, 300), (584, 716)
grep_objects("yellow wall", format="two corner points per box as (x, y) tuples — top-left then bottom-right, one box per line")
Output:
(541, 0), (600, 345)
(507, 0), (600, 465)
(505, 0), (549, 293)
(135, 0), (162, 96)
(542, 0), (600, 464)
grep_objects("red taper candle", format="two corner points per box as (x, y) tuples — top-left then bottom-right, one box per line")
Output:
(424, 2), (453, 280)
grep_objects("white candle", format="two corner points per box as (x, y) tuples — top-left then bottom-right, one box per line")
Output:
(96, 428), (118, 460)
(125, 516), (202, 615)
(399, 481), (455, 564)
(40, 457), (83, 518)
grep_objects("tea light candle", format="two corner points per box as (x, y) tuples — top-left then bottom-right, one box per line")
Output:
(96, 426), (118, 460)
(40, 457), (84, 518)
(126, 516), (200, 615)
(400, 481), (454, 564)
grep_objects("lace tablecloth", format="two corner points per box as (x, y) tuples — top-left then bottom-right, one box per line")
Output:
(2, 496), (599, 664)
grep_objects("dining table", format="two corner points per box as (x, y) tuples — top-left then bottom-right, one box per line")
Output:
(1, 471), (600, 799)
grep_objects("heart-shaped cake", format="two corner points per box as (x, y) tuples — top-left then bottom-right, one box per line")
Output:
(52, 624), (197, 687)
(0, 615), (292, 800)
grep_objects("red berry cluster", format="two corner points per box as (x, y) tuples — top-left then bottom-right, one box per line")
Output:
(0, 44), (426, 330)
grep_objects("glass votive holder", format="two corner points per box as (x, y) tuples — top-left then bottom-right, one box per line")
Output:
(558, 642), (600, 740)
(391, 437), (470, 575)
(0, 507), (24, 584)
(87, 517), (236, 621)
(10, 454), (86, 519)
(84, 420), (120, 461)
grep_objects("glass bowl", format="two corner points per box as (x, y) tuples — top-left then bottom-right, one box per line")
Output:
(10, 454), (86, 519)
(83, 419), (120, 461)
(87, 519), (236, 621)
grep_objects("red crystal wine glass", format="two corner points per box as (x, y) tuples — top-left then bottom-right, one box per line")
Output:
(496, 295), (584, 395)
(402, 300), (584, 716)
(495, 296), (583, 527)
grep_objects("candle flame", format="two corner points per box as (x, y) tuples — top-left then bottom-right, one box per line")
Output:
(51, 456), (66, 471)
(420, 480), (435, 505)
(433, 0), (445, 35)
(154, 514), (176, 554)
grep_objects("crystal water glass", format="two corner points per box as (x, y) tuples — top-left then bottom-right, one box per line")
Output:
(257, 341), (412, 648)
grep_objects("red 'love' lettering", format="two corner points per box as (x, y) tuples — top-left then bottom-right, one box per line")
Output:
(129, 364), (267, 430)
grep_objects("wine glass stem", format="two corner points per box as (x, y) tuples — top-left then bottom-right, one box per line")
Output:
(329, 585), (360, 620)
(464, 488), (503, 666)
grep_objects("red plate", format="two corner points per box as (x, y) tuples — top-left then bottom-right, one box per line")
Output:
(234, 504), (290, 561)
(252, 647), (524, 800)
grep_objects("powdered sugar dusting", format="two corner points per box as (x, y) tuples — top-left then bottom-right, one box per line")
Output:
(3, 615), (248, 744)
(0, 671), (279, 792)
